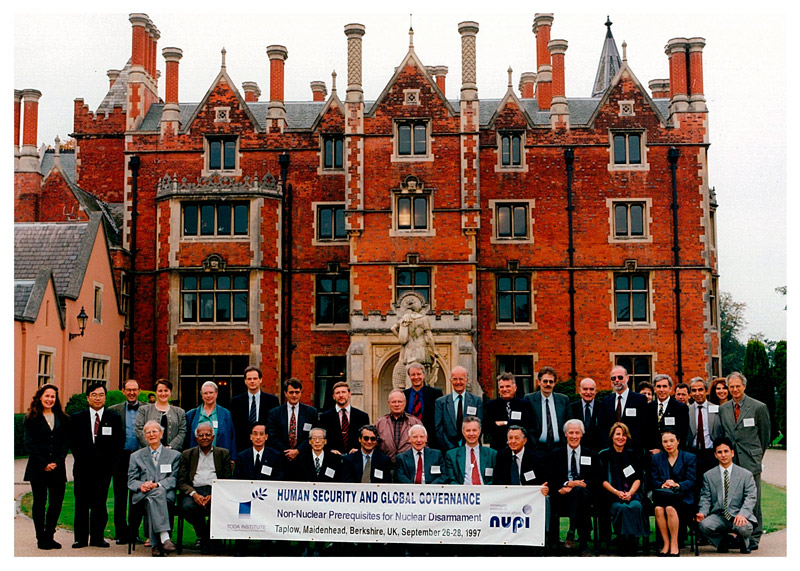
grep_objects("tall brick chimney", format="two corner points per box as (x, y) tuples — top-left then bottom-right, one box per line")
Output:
(430, 65), (448, 93)
(15, 89), (43, 221)
(14, 90), (21, 165)
(242, 81), (261, 102)
(127, 13), (158, 130)
(344, 23), (366, 103)
(687, 37), (707, 111)
(519, 72), (536, 98)
(665, 37), (689, 113)
(458, 21), (479, 101)
(266, 45), (288, 130)
(310, 81), (327, 101)
(648, 79), (670, 99)
(533, 13), (554, 110)
(107, 69), (120, 88)
(548, 38), (569, 125)
(161, 47), (182, 135)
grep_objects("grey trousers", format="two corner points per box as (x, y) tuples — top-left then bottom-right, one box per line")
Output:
(135, 486), (172, 544)
(698, 513), (753, 547)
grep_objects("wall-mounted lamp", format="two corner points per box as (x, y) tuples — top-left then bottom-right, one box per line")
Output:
(69, 306), (89, 340)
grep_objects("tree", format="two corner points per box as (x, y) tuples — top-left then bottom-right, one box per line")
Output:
(742, 338), (777, 440)
(720, 291), (747, 374)
(772, 340), (787, 444)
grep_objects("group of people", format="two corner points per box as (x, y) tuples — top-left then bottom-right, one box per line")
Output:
(23, 362), (771, 557)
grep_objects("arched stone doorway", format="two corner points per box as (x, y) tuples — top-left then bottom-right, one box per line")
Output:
(374, 350), (446, 418)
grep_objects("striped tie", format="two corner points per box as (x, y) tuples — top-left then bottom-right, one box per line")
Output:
(723, 468), (731, 520)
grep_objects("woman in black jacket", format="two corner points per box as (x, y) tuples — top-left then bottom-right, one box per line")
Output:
(23, 384), (69, 549)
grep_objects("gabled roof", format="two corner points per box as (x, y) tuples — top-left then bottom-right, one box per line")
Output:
(97, 59), (132, 113)
(584, 60), (669, 127)
(181, 66), (262, 134)
(14, 269), (65, 328)
(485, 79), (534, 129)
(310, 89), (346, 132)
(592, 17), (622, 98)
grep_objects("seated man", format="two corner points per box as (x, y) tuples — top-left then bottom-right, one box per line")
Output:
(345, 425), (393, 483)
(234, 424), (284, 481)
(177, 422), (233, 554)
(128, 421), (181, 557)
(444, 416), (496, 485)
(696, 436), (758, 554)
(290, 428), (347, 482)
(395, 425), (447, 484)
(493, 425), (547, 488)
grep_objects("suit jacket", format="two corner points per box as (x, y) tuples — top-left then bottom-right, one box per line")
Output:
(598, 447), (643, 503)
(230, 391), (280, 454)
(687, 401), (723, 451)
(128, 445), (182, 504)
(698, 463), (758, 525)
(109, 401), (143, 451)
(644, 398), (690, 450)
(719, 395), (771, 475)
(544, 445), (599, 491)
(23, 413), (69, 483)
(344, 449), (393, 483)
(434, 391), (484, 451)
(493, 447), (546, 486)
(267, 402), (318, 453)
(444, 445), (497, 485)
(375, 413), (423, 461)
(601, 390), (649, 451)
(404, 385), (443, 448)
(68, 407), (124, 478)
(291, 449), (348, 482)
(234, 446), (285, 481)
(483, 397), (535, 450)
(395, 447), (447, 484)
(524, 391), (570, 449)
(177, 446), (233, 496)
(134, 403), (187, 451)
(185, 404), (237, 457)
(569, 398), (607, 453)
(648, 449), (697, 505)
(318, 406), (370, 454)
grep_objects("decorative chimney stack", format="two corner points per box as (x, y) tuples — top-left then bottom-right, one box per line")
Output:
(127, 13), (159, 130)
(107, 69), (120, 88)
(14, 90), (21, 165)
(15, 88), (43, 221)
(243, 81), (261, 102)
(344, 23), (366, 103)
(687, 37), (707, 111)
(533, 13), (554, 109)
(310, 81), (327, 101)
(430, 65), (448, 93)
(519, 72), (536, 98)
(266, 44), (288, 131)
(548, 38), (569, 125)
(665, 37), (689, 113)
(648, 78), (670, 99)
(458, 21), (479, 101)
(161, 47), (182, 135)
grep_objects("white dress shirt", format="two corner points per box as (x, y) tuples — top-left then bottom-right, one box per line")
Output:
(538, 395), (560, 443)
(463, 445), (482, 485)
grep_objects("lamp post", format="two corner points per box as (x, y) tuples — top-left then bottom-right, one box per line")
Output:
(69, 306), (89, 340)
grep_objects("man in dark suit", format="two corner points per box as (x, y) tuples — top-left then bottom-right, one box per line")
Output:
(291, 428), (348, 482)
(177, 422), (233, 554)
(493, 425), (548, 488)
(230, 366), (280, 455)
(544, 419), (598, 553)
(444, 416), (496, 485)
(109, 378), (143, 544)
(484, 372), (535, 450)
(234, 424), (284, 481)
(602, 365), (648, 451)
(569, 377), (606, 453)
(525, 366), (570, 455)
(318, 381), (370, 455)
(645, 374), (690, 454)
(404, 362), (443, 449)
(68, 382), (124, 549)
(688, 377), (723, 478)
(434, 366), (483, 451)
(719, 371), (771, 550)
(395, 425), (447, 484)
(344, 425), (392, 483)
(267, 378), (318, 464)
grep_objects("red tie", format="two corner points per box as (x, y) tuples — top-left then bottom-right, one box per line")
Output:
(734, 402), (741, 422)
(471, 448), (481, 485)
(340, 409), (349, 450)
(412, 393), (423, 420)
(93, 411), (100, 442)
(415, 452), (423, 484)
(697, 405), (705, 449)
(289, 406), (297, 448)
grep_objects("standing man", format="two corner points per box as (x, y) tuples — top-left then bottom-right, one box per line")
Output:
(404, 362), (443, 449)
(230, 366), (280, 455)
(109, 379), (143, 544)
(645, 374), (690, 454)
(687, 377), (722, 477)
(234, 424), (284, 481)
(675, 383), (691, 405)
(395, 425), (447, 484)
(569, 378), (605, 453)
(127, 421), (181, 557)
(68, 382), (123, 548)
(345, 425), (393, 483)
(184, 381), (237, 457)
(375, 390), (423, 462)
(444, 416), (496, 485)
(290, 428), (347, 482)
(434, 366), (483, 452)
(484, 372), (535, 450)
(602, 365), (648, 451)
(267, 378), (318, 463)
(318, 381), (369, 455)
(719, 371), (771, 550)
(525, 366), (570, 455)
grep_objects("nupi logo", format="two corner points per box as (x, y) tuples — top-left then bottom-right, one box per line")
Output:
(489, 504), (532, 533)
(239, 487), (269, 518)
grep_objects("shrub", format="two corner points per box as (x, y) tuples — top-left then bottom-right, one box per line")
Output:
(14, 413), (28, 457)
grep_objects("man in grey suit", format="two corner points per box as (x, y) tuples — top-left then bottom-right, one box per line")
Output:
(128, 421), (181, 557)
(444, 416), (496, 484)
(719, 371), (771, 550)
(434, 366), (483, 451)
(395, 425), (447, 484)
(525, 366), (570, 455)
(688, 377), (723, 477)
(696, 436), (758, 554)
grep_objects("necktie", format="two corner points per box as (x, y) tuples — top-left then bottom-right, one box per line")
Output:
(570, 449), (578, 481)
(412, 392), (422, 419)
(470, 448), (481, 485)
(456, 395), (464, 445)
(658, 402), (665, 423)
(289, 406), (297, 448)
(249, 395), (257, 426)
(151, 447), (159, 466)
(510, 454), (520, 485)
(506, 401), (512, 419)
(255, 451), (262, 473)
(315, 455), (321, 475)
(697, 405), (705, 449)
(584, 403), (591, 428)
(723, 468), (731, 520)
(362, 455), (372, 483)
(93, 411), (100, 442)
(616, 395), (622, 422)
(340, 409), (350, 450)
(734, 402), (741, 422)
(545, 398), (554, 446)
(415, 452), (423, 484)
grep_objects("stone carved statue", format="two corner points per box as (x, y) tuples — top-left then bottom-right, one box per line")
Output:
(390, 293), (440, 390)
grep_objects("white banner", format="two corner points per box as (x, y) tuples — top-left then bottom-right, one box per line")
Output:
(210, 480), (546, 546)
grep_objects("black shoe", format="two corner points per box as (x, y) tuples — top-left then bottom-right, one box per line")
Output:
(152, 545), (164, 557)
(89, 540), (110, 548)
(750, 542), (759, 551)
(72, 541), (88, 549)
(47, 539), (62, 549)
(37, 541), (53, 550)
(716, 542), (729, 554)
(739, 537), (751, 554)
(115, 538), (127, 545)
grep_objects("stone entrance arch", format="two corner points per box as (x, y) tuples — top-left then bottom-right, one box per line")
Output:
(374, 350), (446, 418)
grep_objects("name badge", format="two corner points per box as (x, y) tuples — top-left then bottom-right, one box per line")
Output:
(580, 456), (592, 466)
(743, 418), (756, 427)
(510, 411), (522, 420)
(625, 409), (637, 417)
(160, 464), (171, 474)
(622, 465), (635, 478)
(485, 467), (493, 477)
(431, 465), (442, 474)
(303, 423), (313, 432)
(374, 469), (384, 479)
(102, 426), (112, 436)
(466, 406), (477, 416)
(212, 420), (219, 429)
(325, 467), (336, 478)
(708, 404), (719, 413)
(261, 465), (273, 476)
(523, 470), (536, 481)
(665, 417), (676, 426)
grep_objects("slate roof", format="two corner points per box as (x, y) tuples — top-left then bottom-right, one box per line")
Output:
(96, 60), (132, 113)
(14, 270), (65, 327)
(41, 149), (76, 184)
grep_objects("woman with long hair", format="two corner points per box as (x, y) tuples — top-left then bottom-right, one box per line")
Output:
(708, 378), (729, 406)
(24, 384), (70, 549)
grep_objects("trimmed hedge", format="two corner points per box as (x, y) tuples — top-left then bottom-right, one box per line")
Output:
(14, 413), (27, 457)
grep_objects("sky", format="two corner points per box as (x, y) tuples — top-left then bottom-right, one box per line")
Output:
(10, 1), (791, 344)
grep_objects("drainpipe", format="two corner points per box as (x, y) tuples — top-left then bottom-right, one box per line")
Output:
(128, 154), (140, 380)
(668, 147), (684, 382)
(279, 152), (292, 381)
(564, 147), (577, 382)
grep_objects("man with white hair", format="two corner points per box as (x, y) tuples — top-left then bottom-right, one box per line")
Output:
(184, 381), (236, 456)
(435, 366), (483, 451)
(395, 425), (447, 484)
(375, 389), (423, 461)
(127, 420), (181, 556)
(569, 377), (605, 452)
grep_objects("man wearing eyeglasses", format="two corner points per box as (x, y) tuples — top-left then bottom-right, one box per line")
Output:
(525, 366), (570, 455)
(344, 425), (392, 483)
(602, 366), (648, 451)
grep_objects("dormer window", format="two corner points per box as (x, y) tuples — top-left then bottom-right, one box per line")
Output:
(204, 135), (239, 175)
